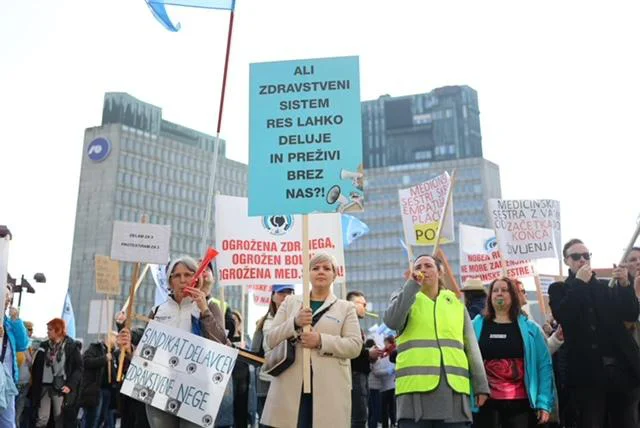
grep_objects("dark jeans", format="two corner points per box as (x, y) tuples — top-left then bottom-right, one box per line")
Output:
(573, 386), (640, 428)
(474, 398), (537, 428)
(297, 393), (313, 428)
(381, 389), (396, 428)
(368, 389), (381, 428)
(351, 372), (369, 428)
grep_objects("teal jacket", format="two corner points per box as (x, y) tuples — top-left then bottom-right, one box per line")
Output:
(3, 317), (29, 384)
(472, 314), (555, 413)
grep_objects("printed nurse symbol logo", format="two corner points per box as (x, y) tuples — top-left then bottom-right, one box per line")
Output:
(168, 356), (180, 367)
(212, 372), (224, 384)
(165, 399), (181, 415)
(262, 215), (294, 236)
(140, 345), (157, 361)
(87, 137), (112, 162)
(484, 237), (497, 253)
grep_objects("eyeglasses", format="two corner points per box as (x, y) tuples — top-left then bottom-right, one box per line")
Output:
(567, 252), (591, 261)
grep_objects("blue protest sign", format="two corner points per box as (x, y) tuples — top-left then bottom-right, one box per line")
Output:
(249, 56), (363, 216)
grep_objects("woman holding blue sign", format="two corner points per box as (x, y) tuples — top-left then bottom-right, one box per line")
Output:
(384, 254), (489, 428)
(118, 255), (229, 428)
(260, 252), (362, 428)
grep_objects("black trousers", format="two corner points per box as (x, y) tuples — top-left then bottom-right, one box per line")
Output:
(573, 386), (640, 428)
(381, 389), (396, 428)
(474, 398), (538, 428)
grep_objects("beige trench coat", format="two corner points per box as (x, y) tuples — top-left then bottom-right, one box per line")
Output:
(261, 293), (362, 428)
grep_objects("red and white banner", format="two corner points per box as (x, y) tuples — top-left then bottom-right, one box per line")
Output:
(215, 195), (346, 286)
(459, 223), (535, 283)
(248, 285), (272, 306)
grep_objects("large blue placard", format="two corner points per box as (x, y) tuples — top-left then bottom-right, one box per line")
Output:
(249, 56), (363, 216)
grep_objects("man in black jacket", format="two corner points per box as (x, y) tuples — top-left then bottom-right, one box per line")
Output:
(347, 291), (382, 428)
(548, 238), (640, 428)
(79, 333), (116, 428)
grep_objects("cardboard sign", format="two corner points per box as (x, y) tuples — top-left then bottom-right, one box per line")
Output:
(398, 172), (454, 245)
(459, 223), (535, 283)
(87, 299), (115, 335)
(215, 195), (346, 286)
(488, 199), (562, 261)
(110, 221), (171, 264)
(95, 255), (121, 295)
(248, 56), (363, 216)
(120, 321), (238, 426)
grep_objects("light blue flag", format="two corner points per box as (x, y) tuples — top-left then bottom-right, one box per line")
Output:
(150, 264), (169, 306)
(342, 214), (369, 247)
(62, 291), (76, 339)
(146, 0), (235, 32)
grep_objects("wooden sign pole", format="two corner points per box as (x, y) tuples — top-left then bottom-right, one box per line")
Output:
(117, 214), (148, 382)
(432, 170), (456, 258)
(302, 214), (311, 394)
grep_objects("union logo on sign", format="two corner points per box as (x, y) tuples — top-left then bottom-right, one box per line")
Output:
(261, 215), (294, 236)
(484, 237), (497, 253)
(87, 137), (111, 162)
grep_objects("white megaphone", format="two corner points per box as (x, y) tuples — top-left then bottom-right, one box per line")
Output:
(340, 169), (364, 190)
(340, 169), (363, 180)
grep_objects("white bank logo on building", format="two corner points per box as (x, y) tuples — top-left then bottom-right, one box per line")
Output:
(87, 137), (111, 162)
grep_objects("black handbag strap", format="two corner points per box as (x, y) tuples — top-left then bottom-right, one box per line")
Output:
(311, 301), (336, 326)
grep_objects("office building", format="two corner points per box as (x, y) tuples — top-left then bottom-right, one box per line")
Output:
(68, 92), (247, 341)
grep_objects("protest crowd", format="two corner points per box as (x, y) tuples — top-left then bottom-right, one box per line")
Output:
(1, 236), (639, 428)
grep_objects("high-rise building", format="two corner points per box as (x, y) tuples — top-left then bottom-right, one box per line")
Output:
(68, 93), (247, 341)
(346, 87), (500, 325)
(362, 86), (482, 168)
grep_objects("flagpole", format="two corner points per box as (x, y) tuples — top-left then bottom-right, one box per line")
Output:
(200, 5), (236, 254)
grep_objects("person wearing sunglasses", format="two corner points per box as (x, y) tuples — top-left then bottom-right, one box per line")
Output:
(548, 238), (640, 428)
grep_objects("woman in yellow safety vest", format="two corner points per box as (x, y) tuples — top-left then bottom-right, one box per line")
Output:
(384, 254), (489, 427)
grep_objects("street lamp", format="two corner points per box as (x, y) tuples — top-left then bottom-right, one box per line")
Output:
(9, 273), (46, 309)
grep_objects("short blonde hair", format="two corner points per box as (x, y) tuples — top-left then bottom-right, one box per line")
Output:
(309, 252), (338, 273)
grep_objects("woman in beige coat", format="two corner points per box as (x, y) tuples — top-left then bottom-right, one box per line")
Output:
(261, 252), (363, 428)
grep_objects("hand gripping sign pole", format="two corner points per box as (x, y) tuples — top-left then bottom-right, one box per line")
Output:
(117, 214), (147, 382)
(609, 214), (640, 288)
(302, 215), (312, 393)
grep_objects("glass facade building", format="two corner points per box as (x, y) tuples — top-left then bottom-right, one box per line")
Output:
(347, 87), (501, 327)
(68, 93), (248, 341)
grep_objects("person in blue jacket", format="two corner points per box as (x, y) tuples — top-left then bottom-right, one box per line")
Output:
(0, 284), (30, 426)
(472, 277), (554, 427)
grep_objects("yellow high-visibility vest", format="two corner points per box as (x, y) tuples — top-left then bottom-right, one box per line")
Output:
(208, 297), (228, 313)
(396, 289), (470, 395)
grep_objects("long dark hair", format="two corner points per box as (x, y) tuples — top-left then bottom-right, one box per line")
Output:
(484, 277), (521, 322)
(255, 292), (278, 332)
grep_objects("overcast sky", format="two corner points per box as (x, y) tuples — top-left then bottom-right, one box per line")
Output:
(2, 0), (639, 336)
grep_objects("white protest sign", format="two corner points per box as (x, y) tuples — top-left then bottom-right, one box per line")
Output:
(120, 320), (238, 427)
(110, 221), (171, 264)
(87, 299), (115, 335)
(537, 274), (563, 296)
(215, 195), (346, 286)
(248, 285), (272, 306)
(398, 172), (454, 246)
(459, 223), (535, 283)
(488, 199), (562, 261)
(95, 255), (121, 295)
